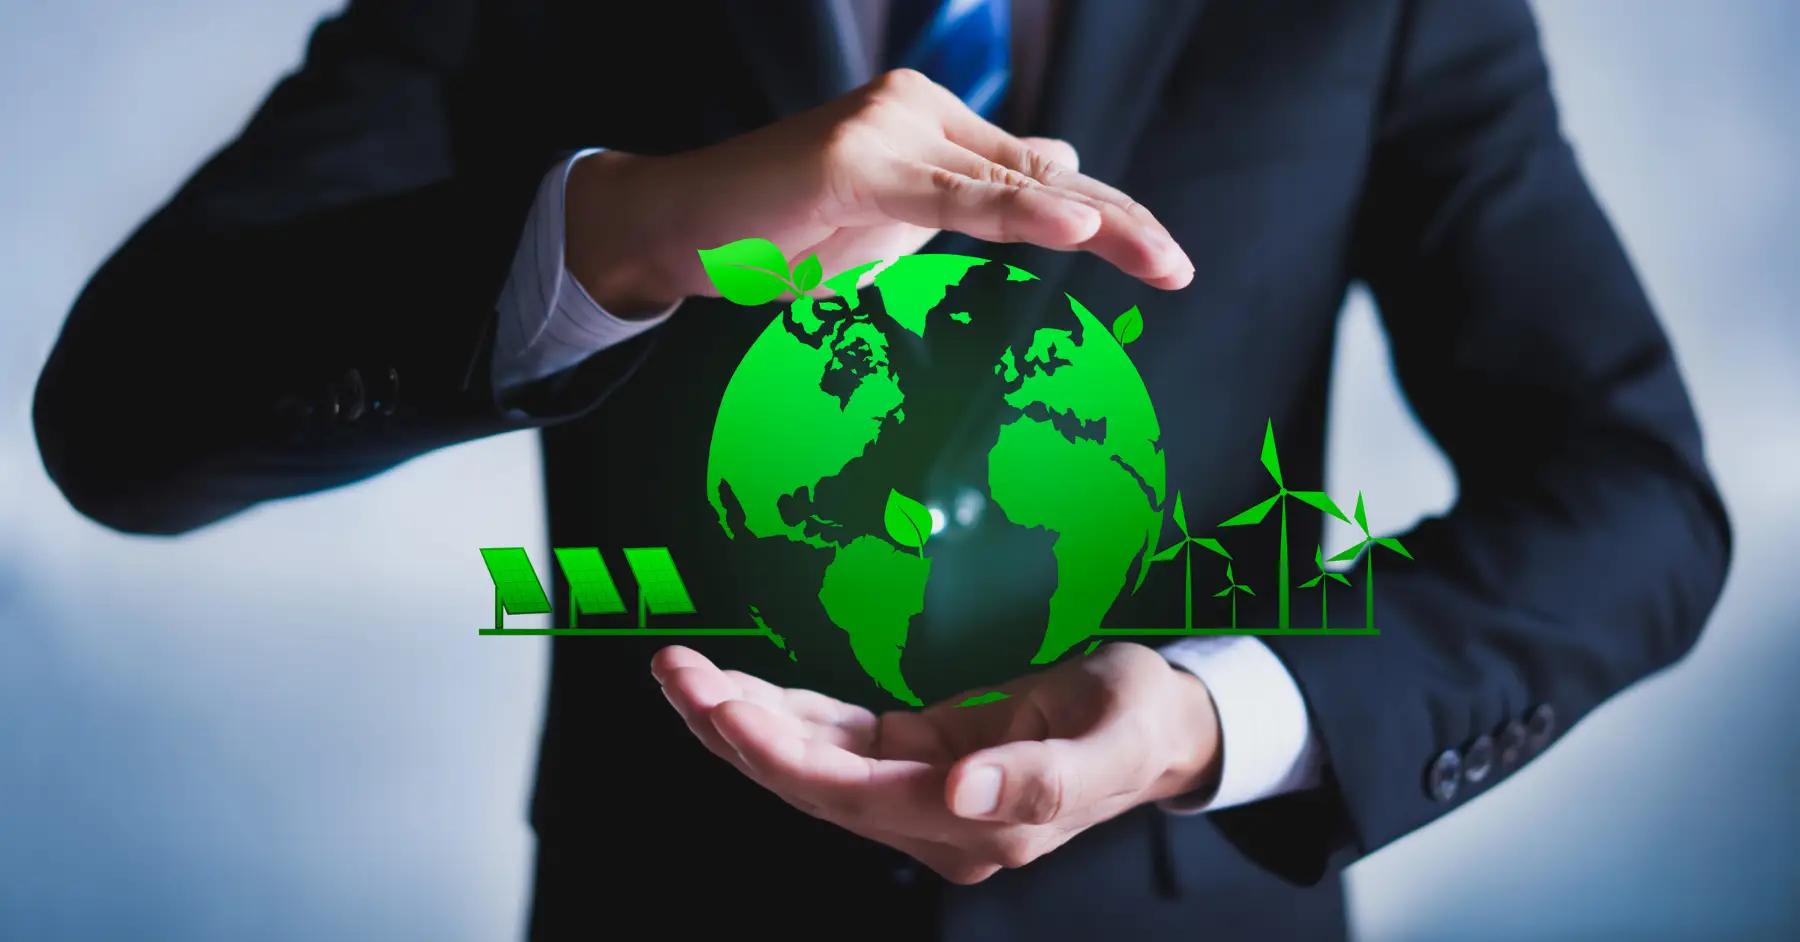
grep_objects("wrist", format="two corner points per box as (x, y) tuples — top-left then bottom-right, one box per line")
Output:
(564, 150), (687, 318)
(1154, 665), (1224, 803)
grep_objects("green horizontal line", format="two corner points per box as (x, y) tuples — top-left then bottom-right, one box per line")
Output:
(479, 628), (1379, 637)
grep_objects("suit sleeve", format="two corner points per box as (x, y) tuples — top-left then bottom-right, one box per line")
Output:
(1205, 0), (1732, 884)
(31, 0), (655, 537)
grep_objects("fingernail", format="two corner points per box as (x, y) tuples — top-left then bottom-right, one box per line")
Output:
(955, 766), (1004, 817)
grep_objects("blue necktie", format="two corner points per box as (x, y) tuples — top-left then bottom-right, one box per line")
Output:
(886, 0), (1012, 121)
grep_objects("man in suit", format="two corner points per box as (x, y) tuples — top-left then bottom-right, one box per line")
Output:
(33, 0), (1731, 938)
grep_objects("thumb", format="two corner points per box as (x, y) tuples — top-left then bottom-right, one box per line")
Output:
(946, 735), (1138, 825)
(1018, 136), (1080, 173)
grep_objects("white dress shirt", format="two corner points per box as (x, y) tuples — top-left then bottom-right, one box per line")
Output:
(489, 150), (1326, 812)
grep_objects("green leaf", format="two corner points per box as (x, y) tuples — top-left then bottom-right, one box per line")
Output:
(1082, 639), (1104, 656)
(1220, 493), (1280, 527)
(1328, 541), (1369, 563)
(792, 253), (823, 293)
(822, 259), (882, 306)
(1149, 543), (1184, 563)
(1172, 491), (1189, 535)
(1110, 305), (1144, 345)
(1375, 537), (1414, 559)
(1327, 572), (1353, 586)
(1290, 490), (1350, 523)
(955, 691), (1011, 707)
(1260, 420), (1283, 488)
(883, 488), (932, 551)
(1193, 537), (1231, 559)
(1353, 492), (1369, 535)
(1300, 575), (1323, 588)
(697, 238), (795, 306)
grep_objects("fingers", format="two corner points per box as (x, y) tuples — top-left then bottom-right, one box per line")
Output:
(876, 157), (1102, 248)
(947, 730), (1153, 826)
(918, 92), (1192, 289)
(710, 699), (976, 840)
(1017, 136), (1079, 172)
(892, 142), (1191, 288)
(653, 647), (876, 753)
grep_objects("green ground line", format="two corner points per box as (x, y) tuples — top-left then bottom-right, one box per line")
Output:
(479, 628), (1381, 637)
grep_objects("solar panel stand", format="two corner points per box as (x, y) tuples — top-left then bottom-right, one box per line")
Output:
(495, 588), (506, 630)
(637, 590), (647, 629)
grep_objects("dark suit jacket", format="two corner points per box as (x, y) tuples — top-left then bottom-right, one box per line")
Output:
(33, 0), (1732, 939)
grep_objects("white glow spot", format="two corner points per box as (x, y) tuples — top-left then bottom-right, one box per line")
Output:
(953, 488), (985, 527)
(927, 505), (948, 536)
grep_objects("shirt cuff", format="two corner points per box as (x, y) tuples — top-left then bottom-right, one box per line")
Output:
(491, 147), (680, 395)
(1155, 635), (1325, 814)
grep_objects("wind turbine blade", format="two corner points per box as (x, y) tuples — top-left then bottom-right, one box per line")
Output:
(1291, 490), (1350, 523)
(1173, 491), (1189, 536)
(1260, 419), (1283, 488)
(1328, 572), (1352, 586)
(1354, 492), (1368, 534)
(1214, 587), (1233, 598)
(1328, 542), (1368, 563)
(1193, 537), (1231, 559)
(1376, 537), (1414, 559)
(1301, 575), (1323, 588)
(1220, 493), (1280, 527)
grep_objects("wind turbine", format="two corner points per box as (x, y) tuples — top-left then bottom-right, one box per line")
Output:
(1218, 420), (1350, 629)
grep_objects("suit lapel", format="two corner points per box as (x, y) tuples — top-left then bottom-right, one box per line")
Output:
(721, 0), (869, 121)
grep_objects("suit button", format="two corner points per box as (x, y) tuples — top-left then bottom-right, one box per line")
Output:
(369, 366), (399, 416)
(1526, 703), (1556, 751)
(1425, 748), (1461, 802)
(333, 369), (367, 422)
(1497, 720), (1528, 769)
(1463, 734), (1496, 785)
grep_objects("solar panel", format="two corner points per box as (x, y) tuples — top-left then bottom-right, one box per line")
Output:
(480, 547), (552, 628)
(554, 547), (626, 624)
(622, 547), (697, 616)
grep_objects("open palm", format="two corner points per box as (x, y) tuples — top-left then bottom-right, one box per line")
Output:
(651, 643), (1211, 884)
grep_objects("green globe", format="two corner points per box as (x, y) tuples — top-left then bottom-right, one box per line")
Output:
(706, 254), (1166, 706)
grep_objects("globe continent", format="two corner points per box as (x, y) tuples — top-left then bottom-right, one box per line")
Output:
(706, 254), (1165, 706)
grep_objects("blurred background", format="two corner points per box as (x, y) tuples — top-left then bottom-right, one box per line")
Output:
(1, 1), (1794, 938)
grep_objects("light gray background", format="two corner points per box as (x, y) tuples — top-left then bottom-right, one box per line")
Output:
(1, 2), (1795, 939)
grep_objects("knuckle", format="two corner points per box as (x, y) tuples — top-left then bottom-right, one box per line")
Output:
(1017, 770), (1066, 826)
(875, 67), (933, 96)
(1020, 146), (1061, 181)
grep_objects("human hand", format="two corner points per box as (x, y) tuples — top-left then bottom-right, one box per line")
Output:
(565, 68), (1194, 316)
(651, 642), (1222, 884)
